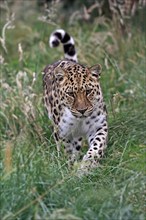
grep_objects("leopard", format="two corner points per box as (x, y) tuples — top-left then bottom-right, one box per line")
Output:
(43, 29), (108, 173)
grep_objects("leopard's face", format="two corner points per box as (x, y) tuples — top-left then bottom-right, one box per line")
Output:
(55, 62), (102, 118)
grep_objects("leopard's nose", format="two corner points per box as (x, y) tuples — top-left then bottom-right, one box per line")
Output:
(77, 108), (87, 115)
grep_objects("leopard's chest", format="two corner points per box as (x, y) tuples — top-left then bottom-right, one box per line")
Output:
(58, 107), (105, 139)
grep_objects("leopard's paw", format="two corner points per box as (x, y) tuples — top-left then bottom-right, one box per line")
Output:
(73, 160), (99, 177)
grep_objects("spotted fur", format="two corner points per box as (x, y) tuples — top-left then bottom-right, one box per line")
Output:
(43, 29), (108, 172)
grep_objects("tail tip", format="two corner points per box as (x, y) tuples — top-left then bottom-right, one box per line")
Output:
(49, 35), (60, 48)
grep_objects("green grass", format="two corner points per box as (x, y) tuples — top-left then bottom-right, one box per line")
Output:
(0, 3), (146, 220)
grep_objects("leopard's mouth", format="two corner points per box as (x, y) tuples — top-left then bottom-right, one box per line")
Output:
(71, 110), (93, 118)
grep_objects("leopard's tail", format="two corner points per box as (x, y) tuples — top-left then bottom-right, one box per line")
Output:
(49, 29), (78, 62)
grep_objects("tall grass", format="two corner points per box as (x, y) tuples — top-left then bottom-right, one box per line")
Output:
(0, 2), (146, 220)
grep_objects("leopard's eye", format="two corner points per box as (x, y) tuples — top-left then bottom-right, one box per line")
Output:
(67, 91), (74, 97)
(86, 89), (92, 95)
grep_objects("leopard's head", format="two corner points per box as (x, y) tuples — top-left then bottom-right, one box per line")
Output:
(54, 61), (102, 118)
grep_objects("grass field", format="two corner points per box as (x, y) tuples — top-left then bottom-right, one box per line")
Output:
(0, 2), (146, 220)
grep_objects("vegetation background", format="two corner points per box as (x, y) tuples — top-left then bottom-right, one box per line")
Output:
(0, 0), (145, 219)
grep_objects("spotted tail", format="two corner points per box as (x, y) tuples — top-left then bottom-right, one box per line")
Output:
(49, 29), (78, 62)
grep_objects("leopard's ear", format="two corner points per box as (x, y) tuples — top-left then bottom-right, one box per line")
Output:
(89, 64), (102, 78)
(54, 67), (65, 82)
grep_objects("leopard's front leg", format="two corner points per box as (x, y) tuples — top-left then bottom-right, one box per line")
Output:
(63, 137), (82, 166)
(83, 121), (108, 169)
